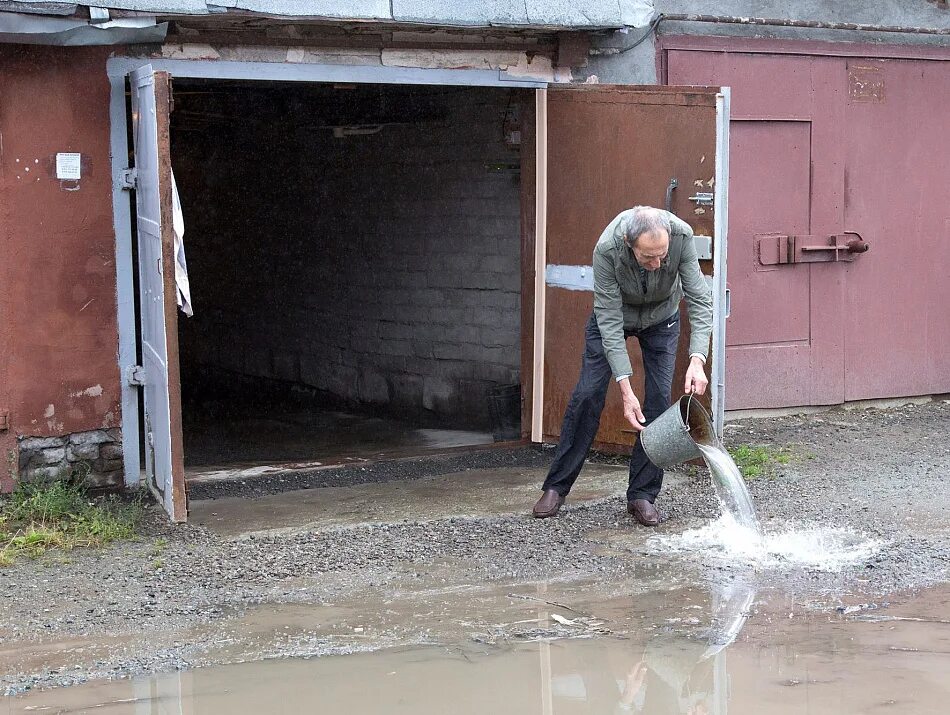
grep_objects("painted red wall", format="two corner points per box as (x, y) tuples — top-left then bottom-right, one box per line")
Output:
(0, 45), (120, 489)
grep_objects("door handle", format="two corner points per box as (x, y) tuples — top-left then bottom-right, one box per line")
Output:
(799, 231), (870, 260)
(665, 178), (678, 212)
(842, 231), (869, 254)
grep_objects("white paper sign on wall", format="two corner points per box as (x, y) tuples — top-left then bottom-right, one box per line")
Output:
(56, 153), (82, 180)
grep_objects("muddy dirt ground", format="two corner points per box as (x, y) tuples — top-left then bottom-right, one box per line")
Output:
(1, 400), (948, 696)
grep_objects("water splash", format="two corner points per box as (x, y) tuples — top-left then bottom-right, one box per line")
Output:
(663, 438), (880, 571)
(652, 512), (882, 572)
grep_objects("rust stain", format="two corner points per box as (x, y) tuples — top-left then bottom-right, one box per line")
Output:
(849, 64), (885, 103)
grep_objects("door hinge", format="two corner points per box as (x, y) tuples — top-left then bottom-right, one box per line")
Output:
(120, 168), (137, 190)
(126, 365), (146, 386)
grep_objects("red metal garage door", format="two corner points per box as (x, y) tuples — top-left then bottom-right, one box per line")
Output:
(840, 58), (950, 401)
(666, 44), (950, 409)
(542, 86), (723, 448)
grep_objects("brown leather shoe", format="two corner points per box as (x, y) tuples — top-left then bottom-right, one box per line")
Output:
(627, 499), (660, 527)
(533, 489), (565, 518)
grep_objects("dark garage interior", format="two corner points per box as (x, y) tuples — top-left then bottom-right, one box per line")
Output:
(168, 79), (527, 474)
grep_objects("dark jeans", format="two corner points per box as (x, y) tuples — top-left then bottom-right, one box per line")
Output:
(541, 312), (680, 503)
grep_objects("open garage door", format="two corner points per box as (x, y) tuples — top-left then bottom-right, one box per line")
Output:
(536, 85), (729, 448)
(129, 65), (187, 522)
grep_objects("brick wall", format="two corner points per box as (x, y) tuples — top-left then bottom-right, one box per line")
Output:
(174, 85), (524, 429)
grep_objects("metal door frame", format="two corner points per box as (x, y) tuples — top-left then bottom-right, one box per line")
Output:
(108, 57), (545, 489)
(710, 88), (731, 437)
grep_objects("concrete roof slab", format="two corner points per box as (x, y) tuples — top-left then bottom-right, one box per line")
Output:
(525, 0), (623, 27)
(7, 0), (211, 13)
(620, 0), (656, 28)
(392, 0), (529, 27)
(0, 0), (650, 27)
(0, 2), (77, 15)
(215, 0), (392, 20)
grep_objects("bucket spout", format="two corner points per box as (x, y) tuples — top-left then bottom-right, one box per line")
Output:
(640, 394), (717, 468)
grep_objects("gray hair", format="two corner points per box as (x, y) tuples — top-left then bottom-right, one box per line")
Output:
(625, 206), (671, 245)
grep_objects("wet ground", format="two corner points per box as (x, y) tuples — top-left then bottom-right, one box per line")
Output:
(1, 400), (949, 710)
(182, 402), (495, 479)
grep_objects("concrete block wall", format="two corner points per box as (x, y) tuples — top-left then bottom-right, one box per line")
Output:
(17, 429), (124, 488)
(175, 86), (523, 429)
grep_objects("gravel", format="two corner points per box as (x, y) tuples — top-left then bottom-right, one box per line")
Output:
(2, 400), (948, 695)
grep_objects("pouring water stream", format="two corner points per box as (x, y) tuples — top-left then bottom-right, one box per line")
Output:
(652, 393), (880, 571)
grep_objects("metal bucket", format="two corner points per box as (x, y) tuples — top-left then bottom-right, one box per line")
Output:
(640, 394), (718, 468)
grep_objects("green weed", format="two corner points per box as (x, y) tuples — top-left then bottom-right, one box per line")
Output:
(727, 444), (793, 480)
(0, 476), (143, 566)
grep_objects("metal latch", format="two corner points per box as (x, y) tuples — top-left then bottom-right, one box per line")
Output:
(689, 192), (714, 206)
(119, 168), (137, 190)
(126, 365), (146, 386)
(757, 232), (869, 265)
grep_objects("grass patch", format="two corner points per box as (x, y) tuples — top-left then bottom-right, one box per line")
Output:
(0, 475), (144, 566)
(727, 444), (792, 480)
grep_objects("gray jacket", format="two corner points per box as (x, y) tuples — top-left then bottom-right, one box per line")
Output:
(592, 209), (713, 378)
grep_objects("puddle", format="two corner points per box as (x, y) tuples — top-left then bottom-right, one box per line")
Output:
(649, 514), (883, 571)
(5, 584), (949, 714)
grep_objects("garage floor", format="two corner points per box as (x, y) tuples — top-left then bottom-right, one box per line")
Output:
(181, 401), (494, 479)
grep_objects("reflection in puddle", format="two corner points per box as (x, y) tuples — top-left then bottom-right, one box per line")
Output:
(7, 581), (950, 714)
(600, 580), (756, 715)
(650, 514), (882, 571)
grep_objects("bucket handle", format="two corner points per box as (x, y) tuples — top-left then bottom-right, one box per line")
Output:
(683, 391), (695, 433)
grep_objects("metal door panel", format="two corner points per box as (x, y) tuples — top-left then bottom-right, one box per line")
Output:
(668, 51), (815, 119)
(129, 66), (187, 522)
(668, 51), (848, 409)
(543, 86), (721, 449)
(726, 121), (811, 347)
(721, 120), (815, 408)
(843, 59), (950, 400)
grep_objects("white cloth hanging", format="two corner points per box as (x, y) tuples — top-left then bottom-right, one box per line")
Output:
(170, 170), (193, 317)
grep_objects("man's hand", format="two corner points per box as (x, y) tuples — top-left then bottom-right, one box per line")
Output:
(618, 378), (646, 432)
(620, 660), (648, 704)
(684, 356), (709, 395)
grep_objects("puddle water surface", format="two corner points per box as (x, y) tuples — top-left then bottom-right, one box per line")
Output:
(5, 584), (948, 715)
